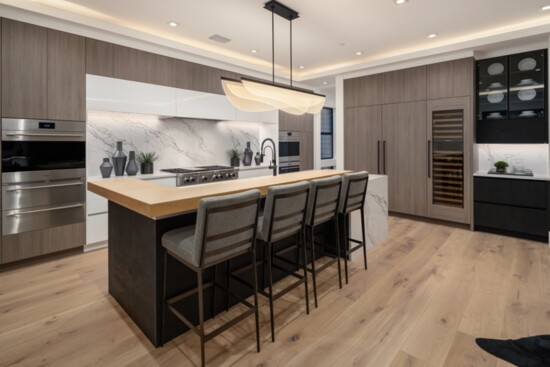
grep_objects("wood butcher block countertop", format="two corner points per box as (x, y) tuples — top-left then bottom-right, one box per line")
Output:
(87, 170), (351, 219)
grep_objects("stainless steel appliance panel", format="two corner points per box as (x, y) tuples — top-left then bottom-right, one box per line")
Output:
(279, 160), (300, 174)
(3, 201), (86, 235)
(3, 177), (86, 210)
(2, 118), (86, 141)
(279, 131), (300, 163)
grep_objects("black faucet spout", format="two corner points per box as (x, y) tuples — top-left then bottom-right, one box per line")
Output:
(261, 138), (277, 176)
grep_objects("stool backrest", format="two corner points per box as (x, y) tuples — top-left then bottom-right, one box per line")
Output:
(306, 175), (342, 226)
(196, 189), (261, 268)
(260, 181), (310, 243)
(339, 171), (369, 214)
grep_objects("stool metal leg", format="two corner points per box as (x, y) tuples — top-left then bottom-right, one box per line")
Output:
(334, 218), (343, 289)
(225, 260), (231, 312)
(267, 243), (275, 342)
(161, 252), (168, 346)
(360, 207), (368, 270)
(309, 226), (319, 308)
(251, 250), (261, 352)
(341, 214), (349, 285)
(211, 265), (217, 317)
(197, 270), (205, 367)
(301, 229), (310, 315)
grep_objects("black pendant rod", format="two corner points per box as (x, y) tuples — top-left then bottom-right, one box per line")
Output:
(290, 19), (293, 87)
(272, 9), (275, 83)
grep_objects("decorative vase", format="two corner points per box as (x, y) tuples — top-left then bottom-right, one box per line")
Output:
(99, 158), (113, 178)
(254, 152), (262, 166)
(243, 142), (253, 166)
(125, 151), (139, 176)
(496, 167), (506, 174)
(141, 162), (154, 174)
(112, 141), (127, 176)
(230, 157), (240, 167)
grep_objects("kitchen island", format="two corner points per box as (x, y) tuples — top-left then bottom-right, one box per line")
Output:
(87, 170), (388, 346)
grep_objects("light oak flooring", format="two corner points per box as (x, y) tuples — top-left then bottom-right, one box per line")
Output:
(1, 216), (550, 366)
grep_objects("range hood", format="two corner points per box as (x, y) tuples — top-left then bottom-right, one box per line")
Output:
(86, 75), (277, 123)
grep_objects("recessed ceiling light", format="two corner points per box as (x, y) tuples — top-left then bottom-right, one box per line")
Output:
(427, 33), (438, 38)
(322, 81), (328, 85)
(394, 0), (408, 4)
(299, 65), (305, 69)
(355, 51), (363, 56)
(251, 49), (258, 53)
(542, 5), (550, 10)
(167, 21), (179, 27)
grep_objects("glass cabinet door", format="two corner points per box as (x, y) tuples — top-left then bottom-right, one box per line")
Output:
(431, 109), (464, 208)
(428, 97), (471, 224)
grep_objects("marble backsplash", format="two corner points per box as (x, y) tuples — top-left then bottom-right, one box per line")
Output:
(87, 110), (276, 177)
(476, 144), (549, 175)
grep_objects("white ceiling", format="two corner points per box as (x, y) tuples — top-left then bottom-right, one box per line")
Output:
(3, 0), (550, 88)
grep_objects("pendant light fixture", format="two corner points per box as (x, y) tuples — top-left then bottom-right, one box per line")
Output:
(221, 0), (325, 116)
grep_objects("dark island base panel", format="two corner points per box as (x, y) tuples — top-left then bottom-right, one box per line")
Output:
(108, 201), (339, 347)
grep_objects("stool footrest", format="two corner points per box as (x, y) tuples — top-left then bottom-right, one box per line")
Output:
(167, 281), (214, 305)
(347, 243), (365, 255)
(348, 238), (363, 244)
(308, 257), (338, 274)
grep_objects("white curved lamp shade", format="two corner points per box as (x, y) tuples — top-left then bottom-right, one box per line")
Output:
(221, 78), (325, 116)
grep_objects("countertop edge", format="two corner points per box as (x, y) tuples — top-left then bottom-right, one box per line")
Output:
(474, 171), (550, 182)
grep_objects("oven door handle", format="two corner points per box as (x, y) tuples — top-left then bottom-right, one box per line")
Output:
(4, 133), (85, 138)
(6, 203), (84, 217)
(6, 181), (84, 191)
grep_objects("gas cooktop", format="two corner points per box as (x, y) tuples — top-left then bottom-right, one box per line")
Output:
(161, 166), (238, 186)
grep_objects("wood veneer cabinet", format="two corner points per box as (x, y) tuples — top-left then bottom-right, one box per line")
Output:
(2, 222), (85, 264)
(382, 101), (428, 216)
(344, 106), (382, 174)
(344, 74), (381, 107)
(279, 111), (302, 131)
(2, 19), (85, 121)
(299, 115), (314, 170)
(112, 44), (176, 87)
(192, 63), (238, 95)
(1, 18), (48, 119)
(85, 38), (115, 77)
(381, 66), (427, 104)
(48, 28), (86, 121)
(427, 58), (474, 100)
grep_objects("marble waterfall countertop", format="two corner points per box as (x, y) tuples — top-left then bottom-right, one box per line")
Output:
(87, 170), (351, 218)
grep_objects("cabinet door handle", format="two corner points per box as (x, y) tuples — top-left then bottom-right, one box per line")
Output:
(6, 203), (84, 217)
(377, 140), (381, 174)
(383, 141), (387, 174)
(428, 140), (432, 178)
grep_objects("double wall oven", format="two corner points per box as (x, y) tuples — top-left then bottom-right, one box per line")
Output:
(1, 119), (86, 235)
(279, 131), (300, 174)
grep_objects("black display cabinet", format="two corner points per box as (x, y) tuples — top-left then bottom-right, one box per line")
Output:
(476, 49), (548, 143)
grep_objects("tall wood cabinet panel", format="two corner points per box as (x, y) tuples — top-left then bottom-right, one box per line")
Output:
(85, 38), (115, 77)
(427, 97), (472, 224)
(279, 111), (302, 131)
(47, 29), (86, 121)
(300, 131), (314, 170)
(381, 66), (427, 104)
(382, 101), (428, 216)
(427, 58), (474, 100)
(1, 18), (48, 119)
(112, 45), (175, 87)
(344, 74), (381, 107)
(344, 106), (382, 174)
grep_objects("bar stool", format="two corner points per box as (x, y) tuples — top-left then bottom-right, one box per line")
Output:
(256, 181), (310, 342)
(161, 189), (261, 367)
(305, 175), (343, 308)
(338, 171), (369, 284)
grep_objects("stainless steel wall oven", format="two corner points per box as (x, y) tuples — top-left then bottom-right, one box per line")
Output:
(1, 119), (86, 235)
(279, 131), (300, 174)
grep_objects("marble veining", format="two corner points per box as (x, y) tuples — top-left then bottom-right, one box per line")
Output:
(349, 175), (389, 257)
(477, 144), (549, 175)
(87, 111), (268, 177)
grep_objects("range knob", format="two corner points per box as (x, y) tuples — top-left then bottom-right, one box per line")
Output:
(184, 177), (190, 184)
(225, 173), (230, 178)
(230, 172), (236, 178)
(201, 176), (208, 182)
(189, 177), (195, 183)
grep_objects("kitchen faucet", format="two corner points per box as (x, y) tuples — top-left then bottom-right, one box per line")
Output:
(260, 138), (277, 176)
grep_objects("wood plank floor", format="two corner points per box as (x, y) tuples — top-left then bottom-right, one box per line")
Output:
(1, 216), (549, 366)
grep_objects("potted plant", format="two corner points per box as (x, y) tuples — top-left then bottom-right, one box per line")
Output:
(494, 160), (509, 174)
(137, 152), (158, 174)
(227, 148), (242, 167)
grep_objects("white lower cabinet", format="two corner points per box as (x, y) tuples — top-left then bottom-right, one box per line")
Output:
(85, 176), (177, 249)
